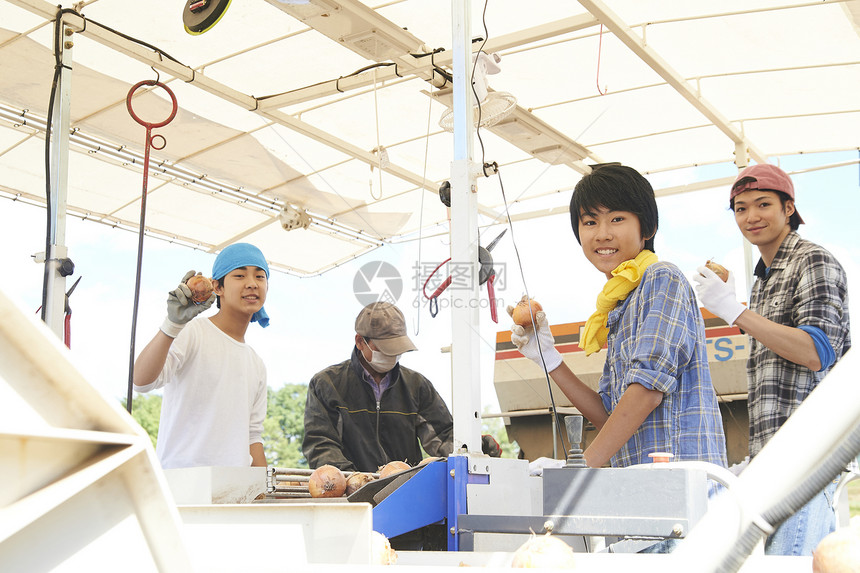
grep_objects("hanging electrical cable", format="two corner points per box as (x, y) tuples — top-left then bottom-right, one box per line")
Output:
(471, 0), (491, 168)
(40, 9), (66, 323)
(494, 169), (569, 456)
(40, 7), (197, 334)
(369, 67), (385, 201)
(596, 24), (608, 96)
(412, 78), (438, 336)
(467, 0), (569, 454)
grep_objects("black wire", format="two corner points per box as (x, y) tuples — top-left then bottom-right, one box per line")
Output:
(496, 169), (570, 457)
(346, 62), (395, 77)
(432, 66), (453, 85)
(411, 47), (447, 58)
(467, 4), (566, 454)
(469, 0), (491, 167)
(410, 48), (453, 86)
(42, 7), (187, 326)
(470, 0), (493, 246)
(257, 63), (400, 102)
(84, 16), (184, 66)
(41, 9), (67, 323)
(258, 58), (430, 103)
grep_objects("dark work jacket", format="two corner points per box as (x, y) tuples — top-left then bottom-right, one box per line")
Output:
(302, 348), (454, 472)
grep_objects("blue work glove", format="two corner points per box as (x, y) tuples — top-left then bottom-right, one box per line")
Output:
(506, 304), (563, 372)
(693, 266), (746, 326)
(160, 270), (215, 338)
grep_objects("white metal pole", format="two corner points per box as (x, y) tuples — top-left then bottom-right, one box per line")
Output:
(450, 0), (482, 454)
(734, 142), (755, 295)
(673, 350), (860, 570)
(44, 20), (73, 339)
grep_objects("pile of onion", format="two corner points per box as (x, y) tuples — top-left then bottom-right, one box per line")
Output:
(308, 464), (346, 498)
(511, 534), (577, 568)
(512, 297), (543, 327)
(378, 461), (411, 478)
(812, 527), (860, 573)
(345, 472), (375, 496)
(186, 274), (215, 303)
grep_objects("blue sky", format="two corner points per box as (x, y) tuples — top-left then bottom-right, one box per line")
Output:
(1, 151), (857, 414)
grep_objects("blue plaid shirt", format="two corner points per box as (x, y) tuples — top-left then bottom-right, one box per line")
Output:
(599, 261), (727, 468)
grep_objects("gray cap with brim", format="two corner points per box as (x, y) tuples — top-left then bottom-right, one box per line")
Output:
(355, 302), (417, 356)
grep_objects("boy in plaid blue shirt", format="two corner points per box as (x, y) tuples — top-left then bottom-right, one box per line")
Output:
(510, 164), (727, 470)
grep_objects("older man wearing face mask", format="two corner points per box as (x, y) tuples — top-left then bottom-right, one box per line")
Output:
(302, 302), (456, 472)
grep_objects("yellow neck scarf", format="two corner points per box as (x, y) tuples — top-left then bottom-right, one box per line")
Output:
(578, 249), (658, 356)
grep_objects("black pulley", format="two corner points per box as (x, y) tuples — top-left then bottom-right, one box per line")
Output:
(183, 0), (232, 35)
(478, 246), (493, 285)
(479, 229), (507, 285)
(438, 180), (451, 208)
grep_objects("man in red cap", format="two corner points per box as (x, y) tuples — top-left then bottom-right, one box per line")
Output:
(693, 163), (851, 556)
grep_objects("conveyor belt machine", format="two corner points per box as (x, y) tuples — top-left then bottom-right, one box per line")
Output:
(363, 415), (711, 553)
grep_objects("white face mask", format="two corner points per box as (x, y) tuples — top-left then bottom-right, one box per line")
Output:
(368, 349), (400, 373)
(364, 339), (400, 373)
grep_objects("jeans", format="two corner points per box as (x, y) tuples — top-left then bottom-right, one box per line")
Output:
(764, 477), (839, 556)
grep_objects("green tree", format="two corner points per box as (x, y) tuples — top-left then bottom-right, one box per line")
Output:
(125, 385), (309, 468)
(263, 384), (309, 468)
(128, 391), (512, 464)
(129, 393), (162, 449)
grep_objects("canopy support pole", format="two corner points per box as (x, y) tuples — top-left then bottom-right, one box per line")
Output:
(450, 0), (482, 455)
(43, 18), (73, 339)
(734, 142), (756, 295)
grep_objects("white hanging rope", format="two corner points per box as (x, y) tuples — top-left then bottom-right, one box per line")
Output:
(413, 83), (436, 336)
(370, 68), (383, 201)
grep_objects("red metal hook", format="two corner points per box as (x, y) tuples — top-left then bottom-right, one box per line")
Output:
(125, 79), (178, 413)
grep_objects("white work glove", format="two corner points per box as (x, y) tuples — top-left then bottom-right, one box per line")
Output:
(693, 266), (746, 326)
(160, 270), (215, 338)
(505, 305), (563, 372)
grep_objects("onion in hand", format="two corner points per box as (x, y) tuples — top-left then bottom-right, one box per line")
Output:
(704, 260), (729, 283)
(186, 274), (215, 303)
(512, 297), (543, 327)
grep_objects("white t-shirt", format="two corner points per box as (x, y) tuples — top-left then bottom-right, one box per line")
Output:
(135, 318), (267, 469)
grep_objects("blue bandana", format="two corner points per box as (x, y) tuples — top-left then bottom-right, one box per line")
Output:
(212, 243), (270, 328)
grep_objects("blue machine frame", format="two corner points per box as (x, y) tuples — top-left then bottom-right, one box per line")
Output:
(371, 457), (489, 551)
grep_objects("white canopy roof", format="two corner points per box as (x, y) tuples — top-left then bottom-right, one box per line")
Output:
(1, 0), (858, 275)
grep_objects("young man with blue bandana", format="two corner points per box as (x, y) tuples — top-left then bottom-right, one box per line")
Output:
(509, 164), (727, 471)
(693, 163), (851, 556)
(134, 243), (270, 469)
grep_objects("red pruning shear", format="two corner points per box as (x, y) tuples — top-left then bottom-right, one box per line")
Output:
(35, 276), (81, 349)
(423, 229), (506, 323)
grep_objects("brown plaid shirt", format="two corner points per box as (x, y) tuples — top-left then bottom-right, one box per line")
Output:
(747, 231), (851, 456)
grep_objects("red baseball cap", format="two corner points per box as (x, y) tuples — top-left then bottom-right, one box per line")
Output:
(730, 164), (803, 224)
